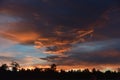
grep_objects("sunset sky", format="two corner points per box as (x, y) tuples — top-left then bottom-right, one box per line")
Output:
(0, 0), (120, 70)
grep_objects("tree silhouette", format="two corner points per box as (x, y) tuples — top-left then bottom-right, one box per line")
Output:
(11, 61), (20, 71)
(50, 64), (57, 71)
(0, 63), (119, 80)
(0, 64), (8, 71)
(34, 67), (43, 72)
(117, 68), (120, 72)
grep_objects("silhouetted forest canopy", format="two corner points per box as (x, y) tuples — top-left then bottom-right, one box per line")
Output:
(0, 62), (120, 80)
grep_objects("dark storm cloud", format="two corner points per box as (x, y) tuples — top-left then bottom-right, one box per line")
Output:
(0, 0), (119, 54)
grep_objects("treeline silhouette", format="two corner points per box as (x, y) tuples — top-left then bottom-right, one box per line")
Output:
(0, 62), (120, 80)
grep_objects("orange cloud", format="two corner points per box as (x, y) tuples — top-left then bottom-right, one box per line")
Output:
(0, 30), (39, 44)
(34, 29), (94, 54)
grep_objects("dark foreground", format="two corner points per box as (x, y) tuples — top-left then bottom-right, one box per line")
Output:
(0, 63), (120, 80)
(0, 69), (120, 80)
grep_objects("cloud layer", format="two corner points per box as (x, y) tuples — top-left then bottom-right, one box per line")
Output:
(41, 39), (120, 65)
(0, 0), (119, 69)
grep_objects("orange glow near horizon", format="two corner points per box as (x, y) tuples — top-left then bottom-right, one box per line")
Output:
(20, 64), (120, 72)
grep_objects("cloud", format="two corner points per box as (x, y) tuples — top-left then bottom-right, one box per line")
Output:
(17, 56), (48, 67)
(0, 55), (47, 67)
(41, 39), (120, 67)
(41, 50), (120, 68)
(94, 8), (120, 40)
(0, 55), (19, 66)
(0, 0), (119, 55)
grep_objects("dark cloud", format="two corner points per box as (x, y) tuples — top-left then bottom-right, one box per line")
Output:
(0, 0), (119, 54)
(42, 50), (120, 66)
(41, 39), (120, 66)
(94, 8), (120, 39)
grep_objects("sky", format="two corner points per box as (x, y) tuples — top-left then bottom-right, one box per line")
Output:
(0, 0), (119, 70)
